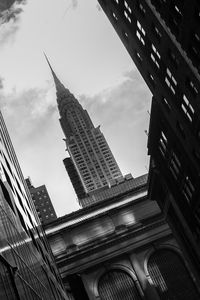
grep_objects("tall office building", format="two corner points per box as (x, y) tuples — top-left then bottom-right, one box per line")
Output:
(45, 56), (124, 206)
(26, 177), (57, 225)
(97, 0), (200, 286)
(0, 111), (68, 299)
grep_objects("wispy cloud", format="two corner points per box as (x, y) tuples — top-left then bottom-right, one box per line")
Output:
(0, 0), (27, 45)
(62, 0), (78, 18)
(96, 4), (101, 11)
(79, 69), (151, 130)
(0, 68), (151, 149)
(0, 0), (27, 23)
(0, 84), (57, 141)
(72, 0), (78, 9)
(0, 77), (4, 90)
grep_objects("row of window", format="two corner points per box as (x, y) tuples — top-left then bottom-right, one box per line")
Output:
(135, 19), (199, 107)
(112, 0), (199, 130)
(125, 10), (200, 143)
(158, 129), (195, 205)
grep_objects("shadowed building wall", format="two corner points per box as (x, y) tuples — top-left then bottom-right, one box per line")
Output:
(97, 0), (200, 289)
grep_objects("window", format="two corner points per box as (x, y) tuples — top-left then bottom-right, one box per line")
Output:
(174, 5), (182, 19)
(124, 10), (131, 23)
(168, 50), (179, 68)
(169, 151), (181, 180)
(112, 12), (118, 22)
(151, 44), (161, 68)
(148, 72), (155, 88)
(162, 97), (171, 112)
(152, 23), (162, 42)
(165, 68), (177, 95)
(182, 175), (195, 204)
(181, 94), (194, 123)
(159, 131), (168, 156)
(194, 32), (200, 44)
(123, 30), (129, 40)
(138, 3), (146, 16)
(136, 21), (145, 45)
(187, 80), (198, 96)
(124, 1), (132, 13)
(176, 121), (185, 139)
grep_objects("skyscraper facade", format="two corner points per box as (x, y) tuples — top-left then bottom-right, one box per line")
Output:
(45, 56), (124, 204)
(0, 111), (68, 299)
(26, 177), (57, 225)
(97, 0), (200, 286)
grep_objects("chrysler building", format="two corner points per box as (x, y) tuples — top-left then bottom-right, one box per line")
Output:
(45, 56), (124, 204)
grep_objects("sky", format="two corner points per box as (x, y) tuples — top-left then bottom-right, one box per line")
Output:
(0, 0), (152, 216)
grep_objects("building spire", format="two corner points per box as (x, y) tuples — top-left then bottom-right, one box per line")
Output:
(44, 52), (67, 93)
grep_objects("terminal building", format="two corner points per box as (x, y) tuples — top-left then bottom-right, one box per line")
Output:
(45, 174), (199, 300)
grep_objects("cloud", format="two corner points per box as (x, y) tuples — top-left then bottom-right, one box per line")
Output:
(0, 77), (4, 90)
(72, 0), (78, 9)
(0, 1), (26, 23)
(0, 84), (57, 142)
(79, 69), (151, 130)
(0, 22), (18, 44)
(0, 68), (151, 149)
(0, 0), (27, 45)
(96, 4), (102, 11)
(0, 68), (151, 183)
(62, 0), (78, 18)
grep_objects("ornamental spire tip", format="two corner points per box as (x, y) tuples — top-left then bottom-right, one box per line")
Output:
(44, 52), (66, 93)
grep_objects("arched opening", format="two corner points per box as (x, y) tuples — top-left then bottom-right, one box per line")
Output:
(147, 249), (199, 299)
(98, 269), (142, 300)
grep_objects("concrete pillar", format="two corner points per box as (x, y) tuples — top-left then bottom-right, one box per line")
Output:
(130, 253), (160, 300)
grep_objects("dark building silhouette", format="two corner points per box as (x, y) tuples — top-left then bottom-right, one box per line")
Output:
(97, 0), (200, 288)
(26, 177), (57, 225)
(0, 111), (67, 299)
(63, 157), (86, 200)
